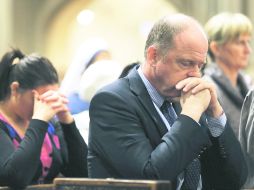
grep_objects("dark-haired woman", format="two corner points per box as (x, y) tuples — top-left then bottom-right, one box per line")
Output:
(0, 49), (88, 189)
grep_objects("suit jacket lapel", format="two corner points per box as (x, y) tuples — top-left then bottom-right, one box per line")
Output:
(127, 67), (168, 136)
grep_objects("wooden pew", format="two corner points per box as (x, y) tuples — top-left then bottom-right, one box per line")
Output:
(25, 184), (54, 190)
(0, 184), (54, 190)
(0, 178), (171, 189)
(0, 187), (9, 190)
(54, 178), (171, 190)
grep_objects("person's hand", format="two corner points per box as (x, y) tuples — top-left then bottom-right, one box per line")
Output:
(32, 90), (61, 122)
(54, 93), (74, 124)
(40, 90), (74, 124)
(176, 77), (224, 118)
(32, 90), (74, 124)
(180, 89), (211, 122)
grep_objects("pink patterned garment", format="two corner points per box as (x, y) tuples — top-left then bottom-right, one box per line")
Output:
(40, 133), (53, 178)
(0, 114), (60, 182)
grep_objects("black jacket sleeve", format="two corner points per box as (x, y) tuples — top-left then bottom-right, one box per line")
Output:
(59, 121), (88, 177)
(0, 119), (48, 188)
(201, 122), (247, 189)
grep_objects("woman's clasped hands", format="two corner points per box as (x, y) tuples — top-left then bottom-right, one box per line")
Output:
(32, 89), (73, 124)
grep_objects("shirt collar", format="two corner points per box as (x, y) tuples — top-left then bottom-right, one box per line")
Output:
(137, 66), (165, 108)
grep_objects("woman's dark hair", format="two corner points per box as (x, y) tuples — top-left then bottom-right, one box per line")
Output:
(0, 49), (59, 101)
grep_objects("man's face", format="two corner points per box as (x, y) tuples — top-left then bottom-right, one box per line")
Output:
(147, 28), (208, 101)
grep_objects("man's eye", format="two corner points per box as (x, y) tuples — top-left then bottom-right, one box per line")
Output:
(179, 61), (192, 67)
(178, 61), (205, 70)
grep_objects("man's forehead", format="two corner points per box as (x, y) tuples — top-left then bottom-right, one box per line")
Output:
(172, 48), (207, 59)
(173, 28), (208, 50)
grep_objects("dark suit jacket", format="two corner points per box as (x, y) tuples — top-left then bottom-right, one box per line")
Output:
(88, 67), (247, 189)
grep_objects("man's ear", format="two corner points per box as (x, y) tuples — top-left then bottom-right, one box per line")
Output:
(10, 82), (20, 96)
(147, 46), (158, 67)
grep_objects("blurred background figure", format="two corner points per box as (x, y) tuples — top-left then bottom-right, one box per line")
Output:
(203, 12), (253, 137)
(60, 37), (111, 114)
(73, 59), (122, 143)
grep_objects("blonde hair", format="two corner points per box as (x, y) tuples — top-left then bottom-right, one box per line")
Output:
(205, 12), (253, 60)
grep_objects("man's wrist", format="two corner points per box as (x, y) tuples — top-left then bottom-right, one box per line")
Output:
(206, 103), (224, 118)
(181, 107), (203, 123)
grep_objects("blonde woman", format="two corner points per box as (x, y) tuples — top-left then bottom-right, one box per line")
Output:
(203, 12), (253, 137)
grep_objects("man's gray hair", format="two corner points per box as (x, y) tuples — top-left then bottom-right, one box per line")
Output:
(144, 14), (201, 60)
